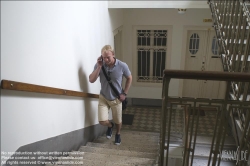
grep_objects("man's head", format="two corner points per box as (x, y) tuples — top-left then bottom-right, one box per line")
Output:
(101, 45), (115, 67)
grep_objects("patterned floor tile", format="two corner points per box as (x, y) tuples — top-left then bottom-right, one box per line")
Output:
(122, 106), (232, 137)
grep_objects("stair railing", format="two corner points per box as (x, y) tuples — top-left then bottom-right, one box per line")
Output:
(1, 80), (99, 98)
(160, 69), (250, 166)
(208, 0), (250, 156)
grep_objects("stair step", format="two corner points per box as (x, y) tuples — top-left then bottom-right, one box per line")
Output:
(79, 146), (157, 159)
(45, 130), (160, 166)
(85, 142), (159, 153)
(112, 129), (160, 136)
(192, 158), (236, 166)
(59, 152), (157, 165)
(98, 135), (159, 143)
(193, 136), (236, 147)
(45, 159), (146, 166)
(193, 145), (238, 160)
(102, 132), (160, 139)
(193, 146), (219, 159)
(66, 159), (131, 166)
(93, 137), (159, 146)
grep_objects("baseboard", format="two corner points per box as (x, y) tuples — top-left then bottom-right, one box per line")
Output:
(127, 98), (162, 107)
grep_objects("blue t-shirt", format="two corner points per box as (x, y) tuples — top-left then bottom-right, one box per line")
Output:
(94, 58), (131, 100)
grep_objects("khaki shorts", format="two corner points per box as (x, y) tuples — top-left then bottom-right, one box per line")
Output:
(98, 94), (122, 124)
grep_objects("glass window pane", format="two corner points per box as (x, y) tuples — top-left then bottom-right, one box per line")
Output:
(154, 30), (167, 46)
(153, 49), (166, 81)
(212, 36), (218, 55)
(137, 30), (150, 46)
(189, 33), (200, 54)
(138, 49), (150, 80)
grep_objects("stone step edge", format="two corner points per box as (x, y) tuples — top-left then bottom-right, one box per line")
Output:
(112, 130), (160, 135)
(58, 151), (158, 165)
(45, 158), (139, 166)
(97, 136), (159, 142)
(92, 140), (159, 146)
(101, 133), (160, 138)
(79, 146), (157, 158)
(85, 142), (160, 148)
(74, 158), (159, 166)
(84, 142), (159, 152)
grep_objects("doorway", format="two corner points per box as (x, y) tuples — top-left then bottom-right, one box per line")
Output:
(114, 27), (122, 60)
(182, 29), (226, 99)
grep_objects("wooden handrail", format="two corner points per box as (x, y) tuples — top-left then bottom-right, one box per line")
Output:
(164, 70), (250, 82)
(1, 80), (99, 98)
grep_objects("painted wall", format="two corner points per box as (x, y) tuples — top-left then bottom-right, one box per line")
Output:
(122, 8), (212, 99)
(1, 2), (212, 156)
(108, 1), (209, 9)
(1, 1), (115, 154)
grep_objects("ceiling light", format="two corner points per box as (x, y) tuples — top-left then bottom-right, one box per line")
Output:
(178, 8), (187, 14)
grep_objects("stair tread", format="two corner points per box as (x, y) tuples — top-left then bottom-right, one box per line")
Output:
(193, 135), (236, 146)
(85, 142), (158, 153)
(192, 158), (236, 166)
(98, 135), (159, 143)
(93, 138), (159, 146)
(193, 146), (237, 157)
(78, 146), (157, 159)
(102, 132), (160, 138)
(112, 129), (160, 136)
(59, 152), (156, 165)
(45, 159), (138, 166)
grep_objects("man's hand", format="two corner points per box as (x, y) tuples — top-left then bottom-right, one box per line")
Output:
(119, 93), (126, 102)
(97, 56), (103, 68)
(89, 56), (103, 83)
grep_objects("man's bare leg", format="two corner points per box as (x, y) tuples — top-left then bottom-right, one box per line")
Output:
(115, 122), (122, 134)
(100, 120), (114, 139)
(99, 120), (113, 127)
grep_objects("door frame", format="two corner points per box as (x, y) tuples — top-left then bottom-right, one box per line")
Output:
(179, 26), (214, 97)
(113, 25), (123, 61)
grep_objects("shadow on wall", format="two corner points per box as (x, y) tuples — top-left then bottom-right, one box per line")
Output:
(1, 66), (105, 166)
(1, 89), (101, 166)
(78, 66), (101, 143)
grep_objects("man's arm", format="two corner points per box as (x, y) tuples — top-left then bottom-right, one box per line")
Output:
(119, 75), (132, 101)
(89, 56), (103, 83)
(89, 66), (101, 83)
(124, 75), (132, 95)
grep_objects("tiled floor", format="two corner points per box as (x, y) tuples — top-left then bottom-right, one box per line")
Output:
(122, 106), (232, 137)
(120, 106), (237, 166)
(122, 106), (162, 132)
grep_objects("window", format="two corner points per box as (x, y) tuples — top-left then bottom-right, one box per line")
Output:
(189, 33), (200, 54)
(212, 36), (219, 55)
(136, 30), (168, 83)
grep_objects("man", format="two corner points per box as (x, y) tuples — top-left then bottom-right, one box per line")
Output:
(89, 45), (132, 145)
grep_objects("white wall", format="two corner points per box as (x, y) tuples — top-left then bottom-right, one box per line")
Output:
(108, 1), (209, 9)
(1, 1), (114, 153)
(109, 9), (124, 32)
(122, 8), (212, 99)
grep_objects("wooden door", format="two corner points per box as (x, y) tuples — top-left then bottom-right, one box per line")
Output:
(201, 31), (226, 99)
(183, 30), (226, 99)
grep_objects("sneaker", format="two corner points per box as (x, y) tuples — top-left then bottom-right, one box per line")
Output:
(115, 134), (121, 145)
(106, 122), (114, 139)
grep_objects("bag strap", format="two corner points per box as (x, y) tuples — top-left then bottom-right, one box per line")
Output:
(101, 66), (120, 99)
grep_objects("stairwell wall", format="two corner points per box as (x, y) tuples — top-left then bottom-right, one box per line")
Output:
(1, 1), (119, 160)
(122, 8), (212, 99)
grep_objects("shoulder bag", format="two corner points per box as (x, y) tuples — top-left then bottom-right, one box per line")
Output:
(101, 66), (128, 110)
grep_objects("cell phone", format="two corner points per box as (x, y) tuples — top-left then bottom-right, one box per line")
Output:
(100, 55), (103, 61)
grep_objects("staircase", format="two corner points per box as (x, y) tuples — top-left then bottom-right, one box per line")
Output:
(208, 1), (250, 165)
(46, 129), (159, 166)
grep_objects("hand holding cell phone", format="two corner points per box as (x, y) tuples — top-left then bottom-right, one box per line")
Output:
(97, 55), (103, 67)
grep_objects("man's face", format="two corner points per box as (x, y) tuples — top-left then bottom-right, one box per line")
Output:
(102, 50), (114, 66)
